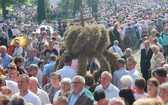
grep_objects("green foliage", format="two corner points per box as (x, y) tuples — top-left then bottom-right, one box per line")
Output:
(57, 0), (74, 11)
(86, 0), (99, 7)
(37, 0), (46, 24)
(73, 0), (82, 17)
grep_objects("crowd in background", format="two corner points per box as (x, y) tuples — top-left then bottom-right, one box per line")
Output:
(0, 0), (168, 105)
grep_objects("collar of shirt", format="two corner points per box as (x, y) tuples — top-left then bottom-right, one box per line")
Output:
(128, 68), (136, 74)
(118, 67), (126, 71)
(103, 83), (113, 91)
(36, 88), (42, 95)
(72, 88), (85, 97)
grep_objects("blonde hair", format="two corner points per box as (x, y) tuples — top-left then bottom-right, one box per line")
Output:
(133, 98), (164, 105)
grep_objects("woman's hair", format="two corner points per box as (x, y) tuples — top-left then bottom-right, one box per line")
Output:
(147, 78), (159, 87)
(84, 73), (95, 87)
(94, 89), (105, 101)
(133, 98), (164, 105)
(14, 57), (24, 64)
(120, 75), (133, 87)
(119, 88), (135, 105)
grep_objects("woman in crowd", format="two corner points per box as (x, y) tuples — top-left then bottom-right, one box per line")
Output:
(119, 88), (135, 105)
(150, 45), (165, 73)
(159, 83), (168, 105)
(120, 75), (136, 94)
(14, 57), (27, 74)
(43, 72), (61, 104)
(151, 37), (164, 53)
(53, 78), (71, 102)
(147, 78), (161, 99)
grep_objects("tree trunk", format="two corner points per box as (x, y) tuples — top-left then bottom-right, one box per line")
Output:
(37, 0), (46, 24)
(1, 0), (6, 19)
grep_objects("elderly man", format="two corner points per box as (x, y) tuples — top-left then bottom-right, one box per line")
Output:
(29, 77), (50, 105)
(95, 71), (119, 99)
(109, 40), (123, 57)
(159, 84), (168, 105)
(0, 45), (12, 69)
(67, 75), (93, 105)
(12, 74), (41, 105)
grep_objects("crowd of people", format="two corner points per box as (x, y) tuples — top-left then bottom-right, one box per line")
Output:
(0, 0), (168, 105)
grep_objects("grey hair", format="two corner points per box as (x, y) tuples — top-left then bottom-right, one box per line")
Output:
(73, 75), (85, 84)
(11, 96), (26, 105)
(151, 45), (159, 51)
(28, 64), (38, 72)
(54, 96), (69, 105)
(101, 71), (112, 79)
(125, 48), (132, 55)
(29, 77), (39, 83)
(120, 75), (133, 87)
(61, 78), (71, 85)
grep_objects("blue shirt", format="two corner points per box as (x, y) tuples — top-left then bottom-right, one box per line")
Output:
(69, 89), (85, 105)
(43, 61), (55, 83)
(1, 54), (12, 69)
(24, 56), (39, 67)
(84, 88), (94, 100)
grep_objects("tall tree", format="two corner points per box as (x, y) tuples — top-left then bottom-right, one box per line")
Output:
(86, 0), (99, 7)
(73, 0), (82, 17)
(37, 0), (46, 24)
(0, 0), (27, 19)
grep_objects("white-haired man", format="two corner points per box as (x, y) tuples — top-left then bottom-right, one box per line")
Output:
(94, 71), (119, 99)
(109, 40), (123, 57)
(67, 75), (93, 105)
(29, 77), (50, 105)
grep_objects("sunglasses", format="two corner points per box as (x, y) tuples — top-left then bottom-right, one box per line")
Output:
(7, 67), (16, 69)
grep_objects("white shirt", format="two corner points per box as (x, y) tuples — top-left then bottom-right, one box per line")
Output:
(36, 88), (50, 105)
(56, 66), (77, 80)
(94, 83), (119, 99)
(128, 68), (140, 88)
(36, 69), (43, 86)
(13, 46), (23, 57)
(134, 93), (148, 100)
(113, 68), (128, 90)
(6, 80), (19, 95)
(12, 91), (41, 105)
(12, 29), (20, 37)
(53, 90), (62, 102)
(109, 45), (123, 57)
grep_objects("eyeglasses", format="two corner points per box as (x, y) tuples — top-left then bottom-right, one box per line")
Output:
(71, 82), (82, 84)
(7, 67), (16, 69)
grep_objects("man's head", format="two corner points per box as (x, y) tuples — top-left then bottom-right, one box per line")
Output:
(152, 67), (167, 84)
(29, 48), (36, 59)
(0, 95), (10, 105)
(159, 83), (168, 104)
(49, 40), (54, 49)
(0, 45), (7, 57)
(127, 57), (136, 71)
(134, 77), (146, 91)
(50, 54), (56, 62)
(28, 64), (38, 76)
(7, 63), (18, 78)
(54, 96), (69, 105)
(29, 77), (39, 94)
(63, 55), (72, 66)
(120, 75), (133, 88)
(72, 75), (85, 95)
(117, 58), (126, 68)
(109, 98), (125, 105)
(10, 96), (26, 105)
(100, 71), (112, 90)
(17, 74), (30, 92)
(143, 40), (150, 49)
(113, 40), (119, 46)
